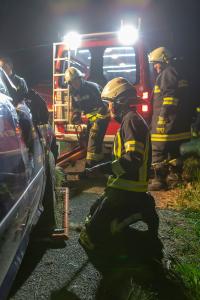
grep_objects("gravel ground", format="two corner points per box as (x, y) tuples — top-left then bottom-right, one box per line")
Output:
(9, 182), (104, 300)
(8, 179), (185, 300)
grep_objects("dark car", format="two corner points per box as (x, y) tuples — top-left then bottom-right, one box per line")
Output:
(0, 68), (57, 300)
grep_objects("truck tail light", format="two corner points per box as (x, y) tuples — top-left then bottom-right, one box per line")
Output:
(142, 104), (149, 112)
(142, 92), (149, 100)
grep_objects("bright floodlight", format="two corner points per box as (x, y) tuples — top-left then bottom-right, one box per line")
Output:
(63, 31), (81, 50)
(118, 25), (139, 45)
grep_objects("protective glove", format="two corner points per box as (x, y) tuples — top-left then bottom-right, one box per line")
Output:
(71, 113), (82, 125)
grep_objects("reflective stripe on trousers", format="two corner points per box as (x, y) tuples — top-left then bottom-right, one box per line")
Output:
(151, 131), (191, 142)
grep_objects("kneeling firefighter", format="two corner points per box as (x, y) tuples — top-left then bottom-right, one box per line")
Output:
(148, 47), (193, 190)
(64, 67), (110, 168)
(79, 77), (162, 268)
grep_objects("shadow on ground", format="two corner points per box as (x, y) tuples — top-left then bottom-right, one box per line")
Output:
(51, 288), (81, 300)
(9, 236), (66, 299)
(95, 263), (188, 300)
(50, 261), (89, 300)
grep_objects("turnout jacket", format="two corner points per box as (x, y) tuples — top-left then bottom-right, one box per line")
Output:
(11, 74), (28, 104)
(70, 80), (109, 122)
(107, 110), (151, 192)
(151, 64), (191, 142)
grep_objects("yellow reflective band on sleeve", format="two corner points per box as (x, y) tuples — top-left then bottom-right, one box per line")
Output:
(178, 80), (188, 88)
(113, 131), (122, 159)
(154, 85), (161, 93)
(107, 176), (148, 192)
(163, 97), (178, 105)
(124, 140), (144, 155)
(196, 107), (200, 112)
(151, 131), (191, 142)
(111, 160), (126, 177)
(86, 152), (104, 161)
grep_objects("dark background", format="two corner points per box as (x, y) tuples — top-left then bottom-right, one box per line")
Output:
(0, 0), (198, 92)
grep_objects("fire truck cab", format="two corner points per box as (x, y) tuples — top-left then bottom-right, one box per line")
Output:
(52, 25), (153, 155)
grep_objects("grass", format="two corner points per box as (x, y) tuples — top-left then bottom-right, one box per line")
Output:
(167, 158), (200, 300)
(182, 156), (200, 182)
(55, 166), (66, 187)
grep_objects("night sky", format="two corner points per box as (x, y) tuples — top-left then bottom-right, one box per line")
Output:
(0, 0), (198, 90)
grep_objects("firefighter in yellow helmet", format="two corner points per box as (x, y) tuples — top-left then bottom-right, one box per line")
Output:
(64, 67), (110, 168)
(148, 47), (192, 190)
(79, 77), (162, 268)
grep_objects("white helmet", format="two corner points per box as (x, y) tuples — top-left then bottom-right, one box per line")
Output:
(101, 77), (137, 102)
(64, 67), (83, 84)
(148, 47), (172, 64)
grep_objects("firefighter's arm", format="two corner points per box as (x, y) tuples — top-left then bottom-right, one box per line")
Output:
(70, 93), (82, 124)
(157, 68), (178, 133)
(86, 84), (109, 122)
(112, 119), (144, 177)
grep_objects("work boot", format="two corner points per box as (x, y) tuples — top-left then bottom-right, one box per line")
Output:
(166, 158), (183, 189)
(148, 178), (167, 191)
(148, 162), (168, 191)
(166, 166), (182, 189)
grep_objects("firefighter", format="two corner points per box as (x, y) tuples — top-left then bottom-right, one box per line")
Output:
(148, 47), (192, 190)
(0, 56), (28, 104)
(79, 77), (162, 268)
(64, 67), (110, 168)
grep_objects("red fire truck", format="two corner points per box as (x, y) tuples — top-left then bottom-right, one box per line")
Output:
(38, 25), (153, 165)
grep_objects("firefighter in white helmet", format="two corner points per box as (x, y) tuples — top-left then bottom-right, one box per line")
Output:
(148, 47), (192, 190)
(79, 77), (162, 267)
(64, 67), (110, 168)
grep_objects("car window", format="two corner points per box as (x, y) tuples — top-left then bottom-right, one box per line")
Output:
(0, 76), (9, 95)
(0, 98), (28, 221)
(103, 46), (137, 84)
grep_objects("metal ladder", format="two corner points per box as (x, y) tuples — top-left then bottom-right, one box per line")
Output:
(52, 42), (73, 134)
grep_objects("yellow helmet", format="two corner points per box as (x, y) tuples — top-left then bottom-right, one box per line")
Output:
(101, 77), (137, 102)
(148, 47), (172, 64)
(64, 67), (83, 84)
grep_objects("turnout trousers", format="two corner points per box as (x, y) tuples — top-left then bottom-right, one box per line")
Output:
(86, 117), (109, 167)
(85, 188), (159, 246)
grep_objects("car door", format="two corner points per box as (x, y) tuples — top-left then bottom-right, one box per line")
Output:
(0, 94), (30, 293)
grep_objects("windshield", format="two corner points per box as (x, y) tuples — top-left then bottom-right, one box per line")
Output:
(103, 46), (137, 83)
(62, 45), (138, 87)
